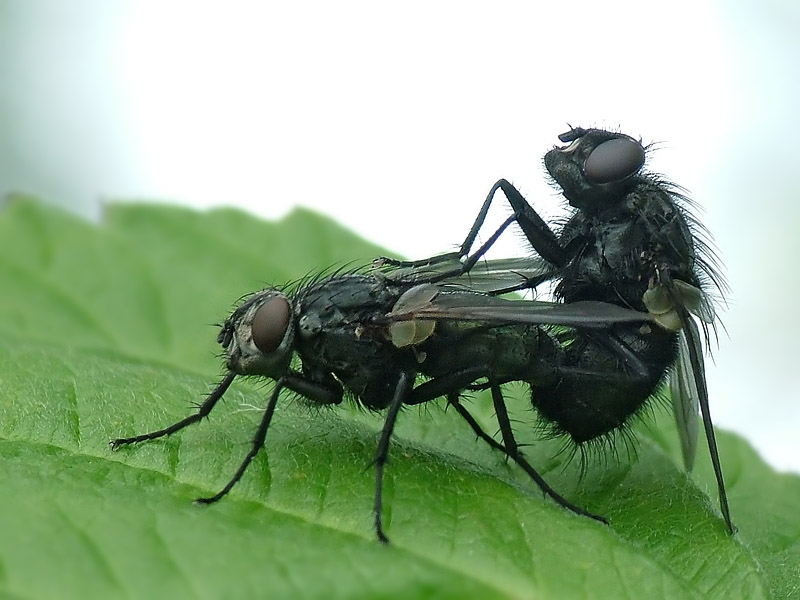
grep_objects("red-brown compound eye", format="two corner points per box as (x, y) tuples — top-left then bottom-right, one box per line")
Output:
(251, 296), (290, 354)
(584, 137), (645, 184)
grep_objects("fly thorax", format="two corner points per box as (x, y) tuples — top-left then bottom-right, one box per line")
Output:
(297, 312), (323, 338)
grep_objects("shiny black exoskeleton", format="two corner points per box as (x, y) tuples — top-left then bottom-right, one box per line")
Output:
(383, 126), (732, 532)
(534, 128), (696, 443)
(112, 269), (645, 542)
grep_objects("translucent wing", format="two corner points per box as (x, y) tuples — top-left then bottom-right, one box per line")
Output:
(670, 325), (701, 471)
(669, 299), (733, 531)
(389, 284), (654, 329)
(378, 256), (555, 293)
(437, 257), (556, 292)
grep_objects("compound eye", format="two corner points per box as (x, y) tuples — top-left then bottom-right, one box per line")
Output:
(584, 137), (645, 184)
(251, 296), (290, 354)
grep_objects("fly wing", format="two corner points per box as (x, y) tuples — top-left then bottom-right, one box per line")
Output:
(670, 325), (701, 471)
(671, 303), (733, 532)
(389, 284), (654, 329)
(436, 257), (556, 293)
(378, 256), (555, 293)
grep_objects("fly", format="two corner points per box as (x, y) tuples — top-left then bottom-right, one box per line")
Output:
(380, 126), (733, 533)
(111, 270), (654, 543)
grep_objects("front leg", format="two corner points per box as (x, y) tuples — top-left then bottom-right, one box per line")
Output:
(483, 179), (567, 268)
(194, 372), (343, 504)
(111, 371), (344, 504)
(379, 179), (567, 277)
(110, 372), (237, 449)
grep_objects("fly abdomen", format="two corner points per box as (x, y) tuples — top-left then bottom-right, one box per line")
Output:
(531, 324), (678, 443)
(417, 320), (561, 386)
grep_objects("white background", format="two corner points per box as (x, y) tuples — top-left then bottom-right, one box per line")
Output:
(1, 1), (799, 473)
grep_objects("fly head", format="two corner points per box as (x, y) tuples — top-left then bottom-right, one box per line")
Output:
(218, 290), (295, 377)
(545, 128), (645, 212)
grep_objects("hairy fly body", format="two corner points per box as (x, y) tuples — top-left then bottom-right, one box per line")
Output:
(382, 127), (733, 533)
(111, 268), (656, 542)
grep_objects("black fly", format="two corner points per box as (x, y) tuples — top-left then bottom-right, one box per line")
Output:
(110, 269), (654, 543)
(382, 126), (733, 533)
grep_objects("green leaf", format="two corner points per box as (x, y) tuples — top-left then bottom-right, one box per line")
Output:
(0, 197), (795, 599)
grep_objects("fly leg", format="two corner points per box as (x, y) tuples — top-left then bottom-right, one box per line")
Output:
(409, 369), (607, 523)
(195, 374), (343, 504)
(481, 179), (567, 267)
(110, 370), (342, 450)
(113, 371), (343, 505)
(110, 372), (237, 449)
(448, 388), (607, 524)
(378, 214), (520, 283)
(195, 377), (286, 504)
(379, 179), (566, 273)
(372, 371), (413, 543)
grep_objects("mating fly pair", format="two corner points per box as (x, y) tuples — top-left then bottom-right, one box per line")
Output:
(111, 127), (733, 541)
